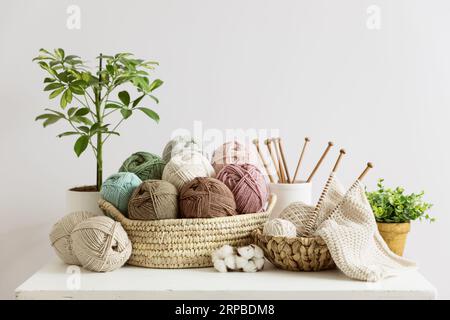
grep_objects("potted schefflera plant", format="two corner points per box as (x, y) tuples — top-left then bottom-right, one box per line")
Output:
(366, 179), (434, 256)
(33, 49), (163, 214)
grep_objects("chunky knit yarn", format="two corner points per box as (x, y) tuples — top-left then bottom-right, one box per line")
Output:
(119, 151), (166, 180)
(162, 135), (203, 163)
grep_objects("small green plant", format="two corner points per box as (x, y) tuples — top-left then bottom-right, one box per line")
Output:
(33, 48), (163, 190)
(366, 179), (434, 223)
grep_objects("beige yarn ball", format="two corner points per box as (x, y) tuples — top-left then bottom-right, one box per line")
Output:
(71, 216), (132, 272)
(162, 151), (215, 190)
(49, 211), (96, 265)
(128, 180), (178, 220)
(263, 218), (297, 237)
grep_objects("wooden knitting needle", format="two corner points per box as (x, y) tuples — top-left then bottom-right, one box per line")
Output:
(272, 138), (286, 183)
(357, 162), (373, 181)
(277, 138), (291, 183)
(332, 149), (346, 173)
(252, 139), (275, 183)
(264, 138), (282, 182)
(292, 137), (310, 183)
(306, 141), (334, 183)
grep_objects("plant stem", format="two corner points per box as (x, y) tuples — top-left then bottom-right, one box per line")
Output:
(96, 53), (103, 191)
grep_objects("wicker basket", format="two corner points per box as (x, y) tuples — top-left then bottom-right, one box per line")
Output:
(252, 228), (335, 271)
(98, 194), (276, 268)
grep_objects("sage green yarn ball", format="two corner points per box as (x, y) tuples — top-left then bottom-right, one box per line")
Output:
(162, 135), (203, 163)
(49, 211), (96, 265)
(119, 151), (166, 180)
(71, 216), (132, 272)
(100, 172), (142, 215)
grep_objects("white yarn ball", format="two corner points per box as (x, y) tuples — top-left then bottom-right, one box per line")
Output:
(162, 135), (203, 163)
(71, 216), (132, 272)
(49, 211), (96, 265)
(162, 151), (215, 190)
(263, 218), (297, 238)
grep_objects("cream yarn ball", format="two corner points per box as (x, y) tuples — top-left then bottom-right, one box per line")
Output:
(162, 151), (215, 190)
(162, 135), (203, 163)
(49, 211), (96, 265)
(263, 218), (297, 238)
(71, 216), (132, 272)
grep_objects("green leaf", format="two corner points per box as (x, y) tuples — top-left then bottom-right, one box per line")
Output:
(147, 94), (159, 104)
(132, 94), (145, 108)
(69, 85), (84, 95)
(148, 79), (163, 92)
(118, 91), (130, 106)
(44, 108), (65, 118)
(106, 65), (115, 75)
(74, 108), (90, 117)
(120, 108), (132, 119)
(35, 113), (54, 121)
(44, 83), (64, 91)
(77, 126), (90, 134)
(56, 48), (65, 59)
(72, 116), (93, 126)
(43, 115), (62, 127)
(105, 103), (122, 109)
(44, 77), (55, 83)
(57, 131), (80, 138)
(68, 107), (77, 117)
(137, 107), (159, 123)
(64, 89), (73, 103)
(74, 135), (89, 157)
(49, 87), (65, 99)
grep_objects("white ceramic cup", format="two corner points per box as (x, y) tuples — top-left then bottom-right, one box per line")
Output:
(268, 181), (312, 219)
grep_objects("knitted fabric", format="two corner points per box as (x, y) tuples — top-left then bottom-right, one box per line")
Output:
(282, 173), (415, 281)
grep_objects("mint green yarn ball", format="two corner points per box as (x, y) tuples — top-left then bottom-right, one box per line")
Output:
(101, 172), (142, 215)
(119, 151), (166, 180)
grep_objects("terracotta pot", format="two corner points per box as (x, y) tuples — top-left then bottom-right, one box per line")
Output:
(66, 185), (102, 215)
(377, 222), (410, 256)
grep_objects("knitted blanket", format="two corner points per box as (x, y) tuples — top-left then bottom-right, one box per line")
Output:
(281, 174), (416, 281)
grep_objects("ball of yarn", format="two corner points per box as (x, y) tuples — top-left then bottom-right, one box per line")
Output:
(71, 216), (132, 272)
(217, 163), (269, 214)
(263, 218), (297, 237)
(162, 135), (202, 163)
(119, 151), (166, 180)
(100, 172), (142, 215)
(179, 177), (237, 218)
(162, 151), (215, 190)
(128, 180), (178, 220)
(49, 211), (96, 265)
(211, 141), (259, 174)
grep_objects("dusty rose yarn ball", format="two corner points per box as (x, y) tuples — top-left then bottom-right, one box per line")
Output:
(217, 163), (269, 214)
(211, 141), (259, 174)
(179, 177), (237, 218)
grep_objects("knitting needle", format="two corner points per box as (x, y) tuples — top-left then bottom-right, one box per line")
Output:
(264, 138), (282, 182)
(272, 138), (286, 183)
(306, 141), (334, 183)
(292, 137), (310, 183)
(332, 149), (346, 173)
(252, 139), (275, 183)
(277, 137), (291, 183)
(357, 162), (373, 181)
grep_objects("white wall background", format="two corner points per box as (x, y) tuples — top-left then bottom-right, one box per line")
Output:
(1, 0), (449, 299)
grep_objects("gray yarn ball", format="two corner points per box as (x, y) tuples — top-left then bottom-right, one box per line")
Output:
(49, 211), (96, 265)
(162, 135), (203, 163)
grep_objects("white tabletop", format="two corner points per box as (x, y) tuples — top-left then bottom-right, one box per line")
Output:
(15, 260), (436, 300)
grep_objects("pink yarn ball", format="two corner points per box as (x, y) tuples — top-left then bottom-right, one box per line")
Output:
(211, 141), (259, 174)
(217, 163), (269, 214)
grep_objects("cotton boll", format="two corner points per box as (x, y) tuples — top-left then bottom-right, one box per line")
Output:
(242, 260), (258, 273)
(213, 259), (228, 273)
(237, 245), (254, 260)
(217, 244), (234, 259)
(251, 244), (264, 259)
(224, 255), (236, 270)
(235, 256), (248, 270)
(253, 257), (265, 270)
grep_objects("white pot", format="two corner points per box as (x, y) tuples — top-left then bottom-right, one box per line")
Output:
(269, 182), (312, 219)
(66, 186), (103, 215)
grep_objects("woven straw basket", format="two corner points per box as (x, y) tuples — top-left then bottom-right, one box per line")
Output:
(98, 194), (276, 268)
(252, 228), (335, 271)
